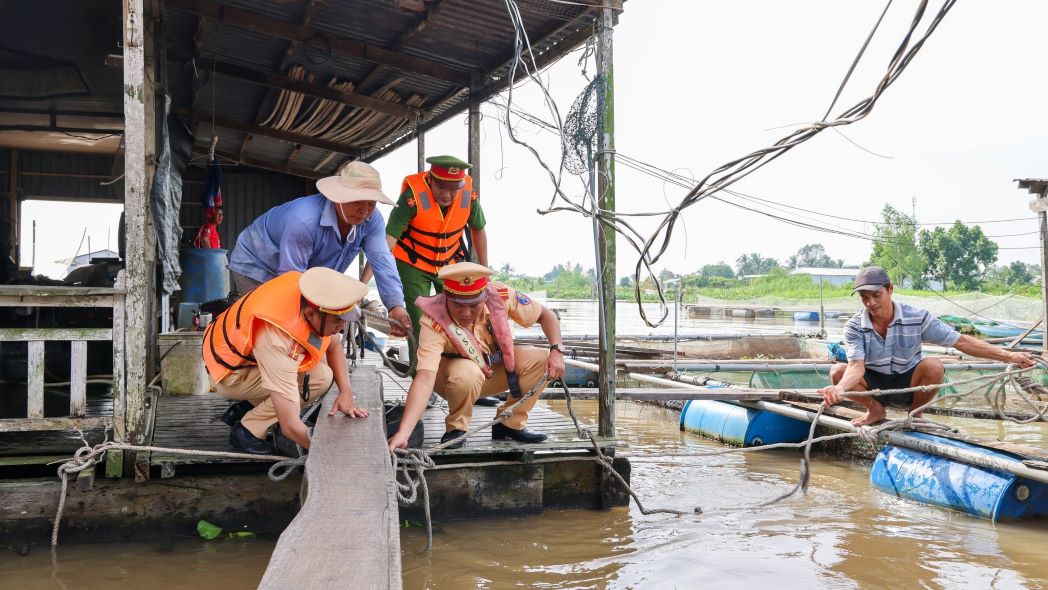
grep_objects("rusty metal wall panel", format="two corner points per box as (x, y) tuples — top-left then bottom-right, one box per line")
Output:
(18, 151), (118, 201)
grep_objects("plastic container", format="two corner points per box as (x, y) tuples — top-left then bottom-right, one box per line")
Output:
(179, 248), (230, 304)
(158, 332), (210, 395)
(679, 399), (811, 446)
(871, 432), (1048, 521)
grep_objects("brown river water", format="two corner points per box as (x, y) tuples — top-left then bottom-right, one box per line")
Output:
(1, 302), (1045, 588)
(2, 400), (1045, 589)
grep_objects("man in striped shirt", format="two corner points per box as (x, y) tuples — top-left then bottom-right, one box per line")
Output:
(819, 266), (1036, 426)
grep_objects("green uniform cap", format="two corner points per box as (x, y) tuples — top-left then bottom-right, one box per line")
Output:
(424, 155), (472, 170)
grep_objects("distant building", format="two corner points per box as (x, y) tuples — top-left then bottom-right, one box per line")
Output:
(56, 248), (119, 278)
(790, 267), (859, 287)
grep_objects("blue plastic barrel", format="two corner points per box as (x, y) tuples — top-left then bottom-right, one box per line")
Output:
(179, 248), (230, 303)
(793, 311), (819, 321)
(871, 432), (1048, 520)
(680, 399), (811, 446)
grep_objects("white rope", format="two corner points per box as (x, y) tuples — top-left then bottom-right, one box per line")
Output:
(50, 435), (297, 547)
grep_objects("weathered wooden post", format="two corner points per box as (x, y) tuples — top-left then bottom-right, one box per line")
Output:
(468, 76), (482, 262)
(123, 0), (159, 476)
(1017, 178), (1048, 355)
(595, 4), (616, 438)
(468, 80), (482, 197)
(416, 113), (425, 173)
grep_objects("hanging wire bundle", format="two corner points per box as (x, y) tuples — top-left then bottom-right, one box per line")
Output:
(497, 0), (959, 327)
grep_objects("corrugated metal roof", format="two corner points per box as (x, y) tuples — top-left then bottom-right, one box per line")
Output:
(0, 0), (125, 135)
(165, 0), (613, 175)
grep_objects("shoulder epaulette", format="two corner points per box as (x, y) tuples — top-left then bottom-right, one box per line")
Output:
(496, 286), (510, 300)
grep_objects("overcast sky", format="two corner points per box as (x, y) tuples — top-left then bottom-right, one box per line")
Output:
(371, 0), (1048, 279)
(21, 1), (1048, 281)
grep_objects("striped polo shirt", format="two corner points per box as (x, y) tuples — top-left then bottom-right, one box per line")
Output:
(843, 301), (960, 375)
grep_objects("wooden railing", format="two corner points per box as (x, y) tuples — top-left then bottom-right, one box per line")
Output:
(0, 276), (125, 435)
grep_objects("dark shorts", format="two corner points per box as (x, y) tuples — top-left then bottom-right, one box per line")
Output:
(863, 367), (916, 408)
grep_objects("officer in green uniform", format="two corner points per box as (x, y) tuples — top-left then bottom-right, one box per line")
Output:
(362, 155), (487, 367)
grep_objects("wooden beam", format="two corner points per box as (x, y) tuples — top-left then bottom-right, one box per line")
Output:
(234, 0), (319, 167)
(355, 0), (449, 92)
(364, 10), (598, 163)
(27, 341), (44, 419)
(0, 416), (112, 433)
(165, 0), (472, 86)
(178, 109), (360, 155)
(595, 5), (616, 438)
(198, 57), (415, 120)
(543, 387), (785, 402)
(123, 0), (151, 448)
(190, 146), (323, 180)
(70, 341), (88, 417)
(6, 149), (16, 264)
(0, 328), (113, 341)
(259, 368), (401, 589)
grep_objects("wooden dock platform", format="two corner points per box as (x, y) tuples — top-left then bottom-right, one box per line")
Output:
(0, 349), (629, 546)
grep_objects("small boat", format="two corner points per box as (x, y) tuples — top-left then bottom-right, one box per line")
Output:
(972, 321), (1044, 343)
(793, 311), (819, 321)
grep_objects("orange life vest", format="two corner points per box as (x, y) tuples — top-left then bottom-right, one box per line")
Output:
(202, 271), (330, 383)
(392, 172), (475, 275)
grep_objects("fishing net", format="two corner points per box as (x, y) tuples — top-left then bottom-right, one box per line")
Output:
(562, 75), (606, 176)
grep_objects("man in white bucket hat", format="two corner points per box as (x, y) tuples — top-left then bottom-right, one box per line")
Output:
(228, 160), (411, 336)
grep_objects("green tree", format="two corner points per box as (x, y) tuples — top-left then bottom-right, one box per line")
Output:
(1005, 260), (1034, 286)
(496, 262), (515, 281)
(786, 243), (843, 269)
(735, 252), (780, 275)
(867, 204), (925, 286)
(919, 221), (998, 291)
(619, 275), (633, 287)
(700, 262), (735, 279)
(658, 268), (678, 283)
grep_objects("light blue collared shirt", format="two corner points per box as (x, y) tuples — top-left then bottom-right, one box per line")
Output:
(844, 301), (960, 375)
(228, 194), (405, 311)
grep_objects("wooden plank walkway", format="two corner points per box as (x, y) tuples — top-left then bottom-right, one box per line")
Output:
(259, 366), (401, 589)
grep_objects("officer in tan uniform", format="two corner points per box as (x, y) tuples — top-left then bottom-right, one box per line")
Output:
(387, 262), (566, 450)
(204, 267), (370, 454)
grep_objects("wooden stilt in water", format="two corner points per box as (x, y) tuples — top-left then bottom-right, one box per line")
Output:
(595, 2), (616, 440)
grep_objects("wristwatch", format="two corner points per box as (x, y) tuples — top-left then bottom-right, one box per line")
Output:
(549, 343), (564, 354)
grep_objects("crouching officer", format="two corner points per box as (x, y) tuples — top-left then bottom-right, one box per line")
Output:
(203, 267), (369, 454)
(387, 262), (565, 451)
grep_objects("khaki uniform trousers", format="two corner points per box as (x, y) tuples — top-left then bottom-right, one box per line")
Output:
(215, 361), (333, 439)
(434, 345), (549, 432)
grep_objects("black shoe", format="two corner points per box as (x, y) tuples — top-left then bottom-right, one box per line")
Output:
(492, 422), (548, 443)
(229, 422), (274, 455)
(440, 429), (467, 450)
(220, 400), (254, 427)
(474, 396), (501, 407)
(271, 423), (304, 457)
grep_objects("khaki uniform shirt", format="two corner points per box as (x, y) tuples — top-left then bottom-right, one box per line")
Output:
(415, 285), (543, 373)
(219, 322), (317, 402)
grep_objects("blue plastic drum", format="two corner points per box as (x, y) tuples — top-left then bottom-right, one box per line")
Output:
(179, 248), (230, 303)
